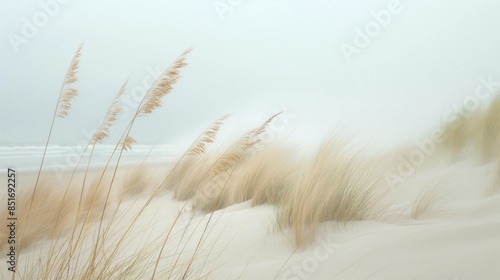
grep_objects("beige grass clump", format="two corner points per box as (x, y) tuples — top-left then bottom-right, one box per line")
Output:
(19, 203), (187, 280)
(163, 155), (201, 192)
(80, 173), (121, 221)
(121, 167), (152, 197)
(439, 93), (500, 162)
(191, 113), (282, 212)
(225, 144), (302, 206)
(478, 94), (500, 162)
(2, 178), (81, 250)
(440, 108), (482, 161)
(276, 137), (390, 247)
(411, 184), (445, 219)
(162, 114), (231, 194)
(168, 154), (220, 201)
(171, 149), (229, 203)
(0, 171), (121, 251)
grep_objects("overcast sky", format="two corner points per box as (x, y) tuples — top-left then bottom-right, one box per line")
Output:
(1, 0), (500, 148)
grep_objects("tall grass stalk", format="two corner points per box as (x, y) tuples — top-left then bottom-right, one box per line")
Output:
(22, 43), (83, 251)
(83, 48), (192, 272)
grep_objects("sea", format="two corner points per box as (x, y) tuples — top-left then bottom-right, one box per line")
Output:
(0, 144), (180, 173)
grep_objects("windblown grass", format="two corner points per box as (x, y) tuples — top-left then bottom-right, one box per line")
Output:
(165, 131), (393, 248)
(164, 114), (232, 198)
(4, 46), (220, 280)
(171, 155), (217, 201)
(165, 128), (393, 247)
(479, 95), (500, 162)
(1, 178), (80, 249)
(227, 144), (301, 206)
(12, 42), (500, 280)
(440, 110), (479, 160)
(440, 93), (500, 163)
(25, 43), (84, 252)
(10, 39), (406, 276)
(411, 182), (445, 219)
(276, 138), (390, 247)
(190, 113), (282, 212)
(121, 167), (151, 197)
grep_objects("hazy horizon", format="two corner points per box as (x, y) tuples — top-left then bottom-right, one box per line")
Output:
(2, 0), (500, 147)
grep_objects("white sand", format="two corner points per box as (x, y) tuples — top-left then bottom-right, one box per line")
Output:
(2, 157), (500, 280)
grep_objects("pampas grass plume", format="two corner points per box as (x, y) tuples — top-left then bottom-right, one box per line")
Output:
(56, 43), (83, 118)
(91, 79), (128, 145)
(137, 48), (192, 117)
(120, 136), (136, 151)
(188, 114), (232, 156)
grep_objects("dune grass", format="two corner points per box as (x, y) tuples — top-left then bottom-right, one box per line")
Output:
(479, 95), (500, 162)
(440, 109), (479, 160)
(410, 180), (447, 219)
(23, 43), (83, 253)
(165, 132), (392, 247)
(189, 112), (282, 212)
(437, 93), (500, 196)
(2, 46), (222, 279)
(227, 144), (301, 206)
(275, 139), (390, 247)
(9, 43), (500, 279)
(440, 93), (500, 163)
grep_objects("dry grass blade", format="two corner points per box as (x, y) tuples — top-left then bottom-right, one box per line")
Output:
(120, 136), (136, 151)
(56, 43), (83, 118)
(225, 145), (299, 206)
(188, 114), (232, 156)
(276, 138), (389, 247)
(91, 79), (128, 144)
(163, 114), (230, 193)
(24, 43), (84, 252)
(411, 176), (449, 219)
(208, 112), (282, 179)
(411, 187), (440, 219)
(479, 94), (500, 161)
(243, 111), (283, 150)
(137, 47), (192, 117)
(81, 51), (193, 272)
(207, 150), (243, 179)
(192, 112), (282, 212)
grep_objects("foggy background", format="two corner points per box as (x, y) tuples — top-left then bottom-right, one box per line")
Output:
(1, 0), (500, 149)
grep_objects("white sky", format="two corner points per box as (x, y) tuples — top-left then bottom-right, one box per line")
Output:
(1, 0), (500, 147)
